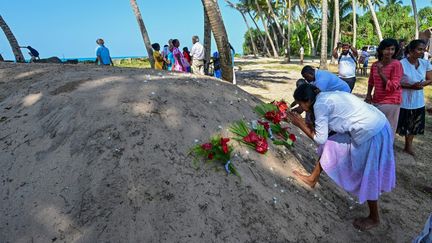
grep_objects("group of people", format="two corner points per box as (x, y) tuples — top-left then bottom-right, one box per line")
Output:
(151, 36), (205, 74)
(287, 38), (431, 231)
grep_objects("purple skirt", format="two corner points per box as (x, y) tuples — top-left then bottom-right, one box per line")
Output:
(317, 122), (396, 203)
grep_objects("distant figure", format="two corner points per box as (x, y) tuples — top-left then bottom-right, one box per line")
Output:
(190, 36), (205, 75)
(395, 39), (406, 60)
(300, 46), (304, 65)
(95, 38), (113, 66)
(20, 46), (40, 62)
(212, 51), (222, 79)
(166, 40), (175, 71)
(171, 39), (189, 72)
(358, 46), (370, 75)
(151, 43), (164, 70)
(182, 47), (192, 72)
(161, 44), (169, 70)
(332, 42), (358, 92)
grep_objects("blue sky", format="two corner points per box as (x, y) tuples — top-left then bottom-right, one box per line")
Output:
(0, 0), (429, 60)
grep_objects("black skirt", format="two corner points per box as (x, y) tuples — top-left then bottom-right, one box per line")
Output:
(396, 107), (425, 136)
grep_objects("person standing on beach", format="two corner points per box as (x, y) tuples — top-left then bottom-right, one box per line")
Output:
(365, 38), (402, 135)
(190, 36), (205, 75)
(172, 39), (189, 72)
(95, 38), (113, 66)
(151, 43), (164, 70)
(332, 43), (358, 92)
(300, 46), (304, 65)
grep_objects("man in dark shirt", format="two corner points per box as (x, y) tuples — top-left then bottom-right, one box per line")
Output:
(20, 46), (40, 62)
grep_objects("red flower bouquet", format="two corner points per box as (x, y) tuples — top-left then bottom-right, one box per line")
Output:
(230, 120), (269, 154)
(191, 135), (238, 176)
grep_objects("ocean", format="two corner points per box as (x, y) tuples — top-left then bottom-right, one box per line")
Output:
(61, 56), (147, 62)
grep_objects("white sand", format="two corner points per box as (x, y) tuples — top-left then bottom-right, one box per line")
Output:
(0, 62), (431, 242)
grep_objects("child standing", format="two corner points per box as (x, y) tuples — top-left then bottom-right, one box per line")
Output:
(151, 43), (164, 70)
(183, 47), (192, 72)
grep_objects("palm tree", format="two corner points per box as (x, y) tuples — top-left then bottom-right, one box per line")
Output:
(285, 0), (292, 62)
(352, 0), (357, 47)
(411, 0), (419, 38)
(247, 10), (272, 56)
(203, 9), (212, 74)
(365, 0), (383, 41)
(255, 0), (279, 57)
(320, 0), (329, 69)
(266, 0), (289, 59)
(202, 0), (233, 82)
(225, 0), (258, 56)
(130, 0), (154, 68)
(0, 15), (24, 62)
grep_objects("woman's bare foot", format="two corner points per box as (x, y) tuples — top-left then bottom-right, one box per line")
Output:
(403, 148), (415, 156)
(293, 170), (318, 188)
(353, 217), (380, 231)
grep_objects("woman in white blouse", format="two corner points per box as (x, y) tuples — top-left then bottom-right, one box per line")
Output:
(396, 39), (432, 155)
(287, 84), (396, 231)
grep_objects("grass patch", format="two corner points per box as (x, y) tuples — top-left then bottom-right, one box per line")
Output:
(114, 58), (151, 68)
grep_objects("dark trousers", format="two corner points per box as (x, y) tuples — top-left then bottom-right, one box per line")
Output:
(340, 77), (356, 92)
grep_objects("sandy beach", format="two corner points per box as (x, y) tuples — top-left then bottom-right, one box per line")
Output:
(1, 60), (431, 242)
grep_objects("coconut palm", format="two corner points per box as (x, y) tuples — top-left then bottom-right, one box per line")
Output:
(255, 0), (279, 57)
(247, 10), (272, 56)
(360, 0), (383, 41)
(320, 0), (329, 69)
(130, 0), (154, 68)
(225, 0), (258, 56)
(0, 15), (24, 62)
(352, 0), (357, 46)
(202, 0), (233, 82)
(203, 9), (212, 74)
(411, 0), (419, 38)
(266, 0), (289, 59)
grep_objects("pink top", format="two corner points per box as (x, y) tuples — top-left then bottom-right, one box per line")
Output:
(368, 59), (403, 104)
(172, 47), (189, 72)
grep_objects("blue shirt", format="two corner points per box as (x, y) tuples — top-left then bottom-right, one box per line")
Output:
(96, 45), (111, 65)
(314, 70), (351, 92)
(167, 52), (175, 71)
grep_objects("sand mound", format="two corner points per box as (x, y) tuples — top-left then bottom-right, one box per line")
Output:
(0, 62), (426, 242)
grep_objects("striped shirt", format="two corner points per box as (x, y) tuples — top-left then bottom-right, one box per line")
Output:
(368, 59), (403, 104)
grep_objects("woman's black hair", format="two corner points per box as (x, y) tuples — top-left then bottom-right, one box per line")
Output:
(404, 39), (426, 56)
(376, 38), (399, 61)
(172, 39), (179, 45)
(293, 84), (321, 124)
(151, 43), (160, 50)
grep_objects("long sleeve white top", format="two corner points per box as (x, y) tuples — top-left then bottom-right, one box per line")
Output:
(313, 91), (387, 145)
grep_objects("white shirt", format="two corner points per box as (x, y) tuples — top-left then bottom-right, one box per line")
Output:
(313, 92), (387, 145)
(190, 41), (204, 60)
(300, 47), (304, 55)
(338, 53), (357, 78)
(400, 58), (432, 109)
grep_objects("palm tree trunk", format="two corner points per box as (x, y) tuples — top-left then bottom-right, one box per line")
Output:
(320, 0), (329, 69)
(255, 0), (279, 57)
(286, 0), (292, 62)
(248, 11), (271, 56)
(202, 0), (233, 82)
(241, 12), (258, 56)
(130, 0), (154, 68)
(333, 0), (340, 49)
(352, 0), (357, 47)
(204, 9), (212, 75)
(269, 22), (281, 53)
(330, 15), (336, 63)
(266, 0), (288, 47)
(411, 0), (419, 39)
(305, 21), (316, 56)
(0, 15), (24, 62)
(367, 0), (383, 41)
